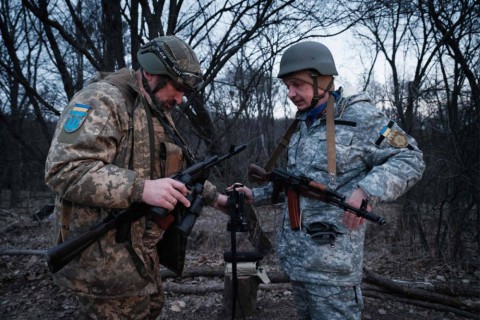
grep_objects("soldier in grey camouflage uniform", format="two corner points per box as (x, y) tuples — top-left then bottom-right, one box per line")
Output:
(45, 36), (224, 319)
(237, 42), (425, 319)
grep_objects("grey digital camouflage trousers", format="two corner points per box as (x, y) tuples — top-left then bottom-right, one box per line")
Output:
(291, 281), (363, 320)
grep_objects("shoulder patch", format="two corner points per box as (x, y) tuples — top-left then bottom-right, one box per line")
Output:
(375, 120), (395, 146)
(64, 103), (91, 133)
(386, 130), (408, 148)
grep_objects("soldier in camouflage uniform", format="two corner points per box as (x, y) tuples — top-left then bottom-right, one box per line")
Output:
(45, 36), (224, 319)
(237, 42), (425, 319)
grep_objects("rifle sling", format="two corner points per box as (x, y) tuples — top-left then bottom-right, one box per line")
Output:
(264, 95), (337, 190)
(142, 97), (156, 179)
(325, 95), (337, 189)
(264, 119), (299, 172)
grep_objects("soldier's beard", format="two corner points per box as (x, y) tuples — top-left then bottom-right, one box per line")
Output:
(141, 74), (176, 113)
(154, 97), (176, 112)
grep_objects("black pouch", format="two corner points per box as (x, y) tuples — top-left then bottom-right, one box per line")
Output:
(305, 222), (343, 247)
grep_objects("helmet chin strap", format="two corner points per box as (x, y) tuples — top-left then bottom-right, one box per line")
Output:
(307, 75), (334, 111)
(141, 71), (165, 111)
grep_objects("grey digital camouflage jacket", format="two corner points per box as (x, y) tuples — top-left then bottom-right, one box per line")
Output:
(252, 89), (425, 286)
(45, 68), (218, 297)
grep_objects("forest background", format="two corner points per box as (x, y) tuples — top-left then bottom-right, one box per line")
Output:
(0, 0), (478, 294)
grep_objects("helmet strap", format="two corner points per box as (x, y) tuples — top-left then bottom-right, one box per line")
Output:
(141, 69), (166, 112)
(307, 74), (334, 111)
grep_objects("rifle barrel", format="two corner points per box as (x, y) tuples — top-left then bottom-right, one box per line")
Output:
(329, 197), (386, 225)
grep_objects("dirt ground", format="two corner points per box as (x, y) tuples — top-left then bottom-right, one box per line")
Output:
(1, 205), (478, 320)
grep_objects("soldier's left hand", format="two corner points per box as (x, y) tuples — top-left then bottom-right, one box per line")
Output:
(343, 188), (370, 230)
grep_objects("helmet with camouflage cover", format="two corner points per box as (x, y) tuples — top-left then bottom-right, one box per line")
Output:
(277, 41), (338, 78)
(137, 36), (203, 91)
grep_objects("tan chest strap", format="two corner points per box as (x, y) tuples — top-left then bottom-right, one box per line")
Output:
(325, 95), (337, 189)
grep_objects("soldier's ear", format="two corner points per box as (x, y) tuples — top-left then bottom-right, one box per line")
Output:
(142, 69), (154, 80)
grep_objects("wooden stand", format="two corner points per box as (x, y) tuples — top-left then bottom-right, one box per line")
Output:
(224, 273), (260, 318)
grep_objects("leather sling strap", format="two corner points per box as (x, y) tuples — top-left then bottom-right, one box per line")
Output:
(325, 95), (337, 189)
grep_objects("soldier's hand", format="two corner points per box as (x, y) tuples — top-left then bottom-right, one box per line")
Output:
(226, 183), (254, 205)
(212, 194), (229, 214)
(142, 178), (190, 210)
(343, 188), (370, 230)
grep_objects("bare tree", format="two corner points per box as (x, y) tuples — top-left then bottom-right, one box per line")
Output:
(345, 0), (444, 133)
(0, 1), (53, 206)
(422, 0), (480, 263)
(101, 0), (126, 71)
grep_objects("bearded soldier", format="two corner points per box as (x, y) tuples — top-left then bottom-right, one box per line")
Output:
(45, 36), (226, 319)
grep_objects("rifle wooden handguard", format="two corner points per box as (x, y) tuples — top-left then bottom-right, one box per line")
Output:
(287, 188), (301, 230)
(304, 180), (328, 201)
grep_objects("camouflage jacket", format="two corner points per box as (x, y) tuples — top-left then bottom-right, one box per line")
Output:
(253, 89), (425, 286)
(45, 68), (218, 296)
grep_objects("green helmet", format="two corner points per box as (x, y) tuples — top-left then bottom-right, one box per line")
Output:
(137, 36), (203, 91)
(277, 41), (338, 78)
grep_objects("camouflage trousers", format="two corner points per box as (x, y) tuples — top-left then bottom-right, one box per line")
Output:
(76, 222), (165, 320)
(76, 286), (163, 320)
(290, 281), (364, 320)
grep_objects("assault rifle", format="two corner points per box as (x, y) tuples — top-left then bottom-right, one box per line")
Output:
(248, 164), (386, 229)
(46, 144), (247, 274)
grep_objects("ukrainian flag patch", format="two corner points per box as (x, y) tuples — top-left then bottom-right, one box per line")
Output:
(375, 120), (410, 148)
(375, 120), (395, 146)
(64, 103), (90, 133)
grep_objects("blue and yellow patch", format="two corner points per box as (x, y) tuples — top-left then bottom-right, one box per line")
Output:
(64, 103), (90, 133)
(375, 120), (395, 146)
(375, 120), (411, 149)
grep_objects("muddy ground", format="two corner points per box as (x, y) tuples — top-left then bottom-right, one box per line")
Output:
(1, 205), (478, 319)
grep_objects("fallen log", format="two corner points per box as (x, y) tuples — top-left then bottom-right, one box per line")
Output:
(364, 289), (478, 319)
(0, 249), (46, 256)
(363, 268), (479, 313)
(163, 281), (292, 294)
(161, 266), (290, 283)
(364, 269), (480, 297)
(0, 221), (19, 233)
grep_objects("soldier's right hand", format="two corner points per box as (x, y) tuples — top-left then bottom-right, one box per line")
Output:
(226, 183), (254, 205)
(142, 178), (190, 210)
